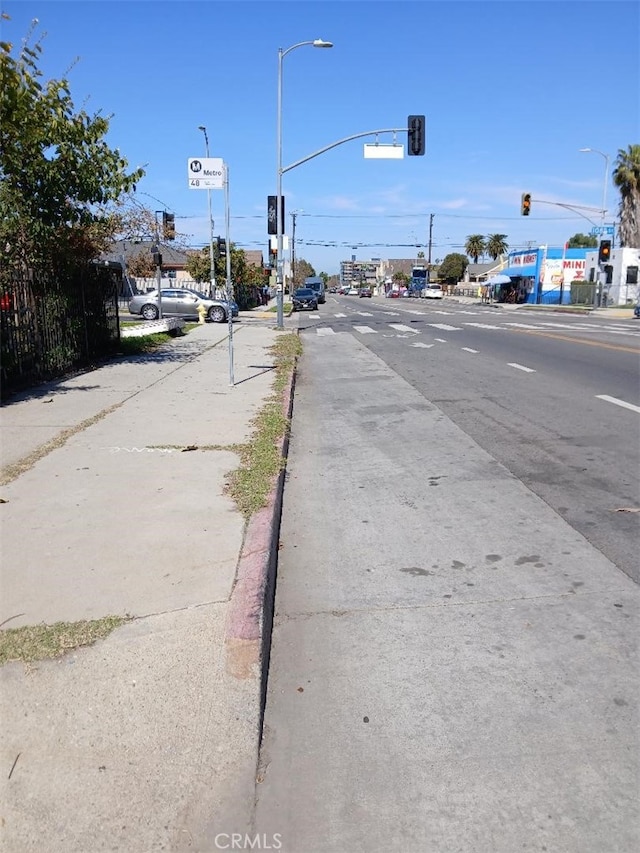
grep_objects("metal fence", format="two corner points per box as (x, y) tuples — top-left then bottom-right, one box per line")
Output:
(1, 264), (121, 398)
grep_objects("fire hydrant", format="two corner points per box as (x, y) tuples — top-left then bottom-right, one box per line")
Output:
(197, 303), (206, 324)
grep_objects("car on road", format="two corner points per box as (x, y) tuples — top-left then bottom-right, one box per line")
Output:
(347, 287), (359, 295)
(292, 288), (319, 311)
(423, 284), (444, 299)
(359, 287), (372, 298)
(385, 289), (400, 298)
(128, 289), (238, 323)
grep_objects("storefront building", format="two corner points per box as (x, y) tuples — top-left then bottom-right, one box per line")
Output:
(499, 247), (589, 305)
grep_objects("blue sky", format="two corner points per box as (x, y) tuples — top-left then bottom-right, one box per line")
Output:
(3, 0), (638, 274)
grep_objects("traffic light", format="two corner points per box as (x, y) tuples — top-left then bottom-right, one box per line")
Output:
(216, 237), (227, 258)
(407, 115), (425, 156)
(598, 239), (612, 264)
(162, 212), (176, 240)
(521, 193), (531, 216)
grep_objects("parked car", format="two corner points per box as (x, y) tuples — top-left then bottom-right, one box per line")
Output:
(359, 287), (372, 298)
(292, 288), (319, 311)
(128, 289), (238, 323)
(305, 277), (326, 304)
(347, 287), (359, 295)
(385, 289), (400, 298)
(424, 284), (444, 299)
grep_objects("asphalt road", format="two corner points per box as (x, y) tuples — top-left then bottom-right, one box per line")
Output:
(296, 295), (640, 583)
(255, 307), (639, 852)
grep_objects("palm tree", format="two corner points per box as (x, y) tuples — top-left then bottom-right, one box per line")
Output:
(465, 234), (486, 263)
(612, 144), (640, 247)
(486, 234), (509, 260)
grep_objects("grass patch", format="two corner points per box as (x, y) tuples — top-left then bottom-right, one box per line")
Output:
(226, 332), (301, 518)
(117, 332), (178, 356)
(0, 615), (131, 665)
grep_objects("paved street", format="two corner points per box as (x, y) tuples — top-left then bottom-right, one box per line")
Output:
(255, 300), (639, 852)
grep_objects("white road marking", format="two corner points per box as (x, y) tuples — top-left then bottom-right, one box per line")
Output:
(427, 323), (461, 331)
(389, 323), (420, 334)
(596, 395), (640, 414)
(405, 310), (426, 315)
(432, 310), (455, 315)
(382, 311), (400, 316)
(357, 311), (374, 317)
(462, 347), (479, 353)
(411, 342), (434, 348)
(508, 362), (536, 373)
(504, 322), (546, 330)
(334, 312), (347, 318)
(306, 314), (321, 319)
(316, 327), (336, 336)
(464, 322), (503, 330)
(434, 338), (447, 343)
(353, 325), (377, 334)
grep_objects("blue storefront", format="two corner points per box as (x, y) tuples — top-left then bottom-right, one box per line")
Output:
(500, 247), (589, 305)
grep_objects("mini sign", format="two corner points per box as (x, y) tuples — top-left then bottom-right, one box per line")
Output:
(187, 157), (224, 189)
(363, 144), (404, 160)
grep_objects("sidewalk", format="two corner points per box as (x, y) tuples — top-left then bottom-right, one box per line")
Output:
(0, 317), (294, 851)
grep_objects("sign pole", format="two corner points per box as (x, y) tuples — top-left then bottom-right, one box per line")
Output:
(224, 164), (234, 387)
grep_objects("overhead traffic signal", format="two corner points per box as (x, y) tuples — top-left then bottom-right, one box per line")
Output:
(407, 115), (425, 156)
(521, 193), (531, 216)
(216, 237), (227, 258)
(162, 212), (176, 240)
(598, 239), (612, 264)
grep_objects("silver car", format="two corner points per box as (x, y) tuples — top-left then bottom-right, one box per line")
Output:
(128, 288), (238, 323)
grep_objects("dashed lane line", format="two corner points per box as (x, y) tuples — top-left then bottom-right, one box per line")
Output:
(595, 395), (640, 414)
(508, 362), (536, 373)
(462, 347), (479, 353)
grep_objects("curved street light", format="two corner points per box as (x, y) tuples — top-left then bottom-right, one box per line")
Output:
(276, 39), (333, 328)
(579, 147), (610, 224)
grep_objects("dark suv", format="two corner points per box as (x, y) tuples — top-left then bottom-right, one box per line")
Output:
(292, 288), (319, 311)
(359, 287), (372, 298)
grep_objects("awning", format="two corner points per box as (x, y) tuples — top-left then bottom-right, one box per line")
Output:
(500, 267), (533, 278)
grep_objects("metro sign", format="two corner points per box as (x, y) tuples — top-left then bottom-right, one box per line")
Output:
(188, 157), (224, 189)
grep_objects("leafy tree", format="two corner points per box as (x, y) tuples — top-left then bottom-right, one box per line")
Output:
(292, 258), (315, 288)
(186, 248), (211, 283)
(0, 17), (144, 272)
(567, 233), (598, 248)
(392, 271), (409, 283)
(465, 235), (486, 263)
(438, 253), (468, 284)
(485, 234), (509, 259)
(613, 144), (640, 247)
(127, 251), (156, 278)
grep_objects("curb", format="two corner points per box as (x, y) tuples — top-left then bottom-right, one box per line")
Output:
(224, 346), (297, 722)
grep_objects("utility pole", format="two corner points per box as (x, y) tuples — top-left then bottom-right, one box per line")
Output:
(426, 213), (434, 286)
(291, 211), (298, 291)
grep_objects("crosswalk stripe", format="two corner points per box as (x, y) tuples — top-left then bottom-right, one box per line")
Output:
(316, 327), (336, 336)
(353, 325), (377, 334)
(389, 323), (420, 334)
(357, 311), (373, 316)
(505, 322), (545, 330)
(411, 342), (434, 348)
(464, 322), (503, 329)
(382, 311), (400, 315)
(427, 323), (461, 331)
(334, 312), (347, 318)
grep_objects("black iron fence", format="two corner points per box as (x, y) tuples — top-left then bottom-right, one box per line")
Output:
(1, 264), (121, 398)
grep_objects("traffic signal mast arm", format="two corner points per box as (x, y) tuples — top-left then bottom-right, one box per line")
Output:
(523, 197), (603, 226)
(281, 127), (411, 175)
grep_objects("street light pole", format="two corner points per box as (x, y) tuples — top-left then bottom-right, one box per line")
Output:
(198, 125), (217, 296)
(579, 147), (611, 307)
(276, 38), (333, 329)
(579, 147), (610, 224)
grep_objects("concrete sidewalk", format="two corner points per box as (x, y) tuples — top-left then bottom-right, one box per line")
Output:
(0, 318), (294, 851)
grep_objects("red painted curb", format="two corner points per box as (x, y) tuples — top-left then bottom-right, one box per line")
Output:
(224, 358), (296, 670)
